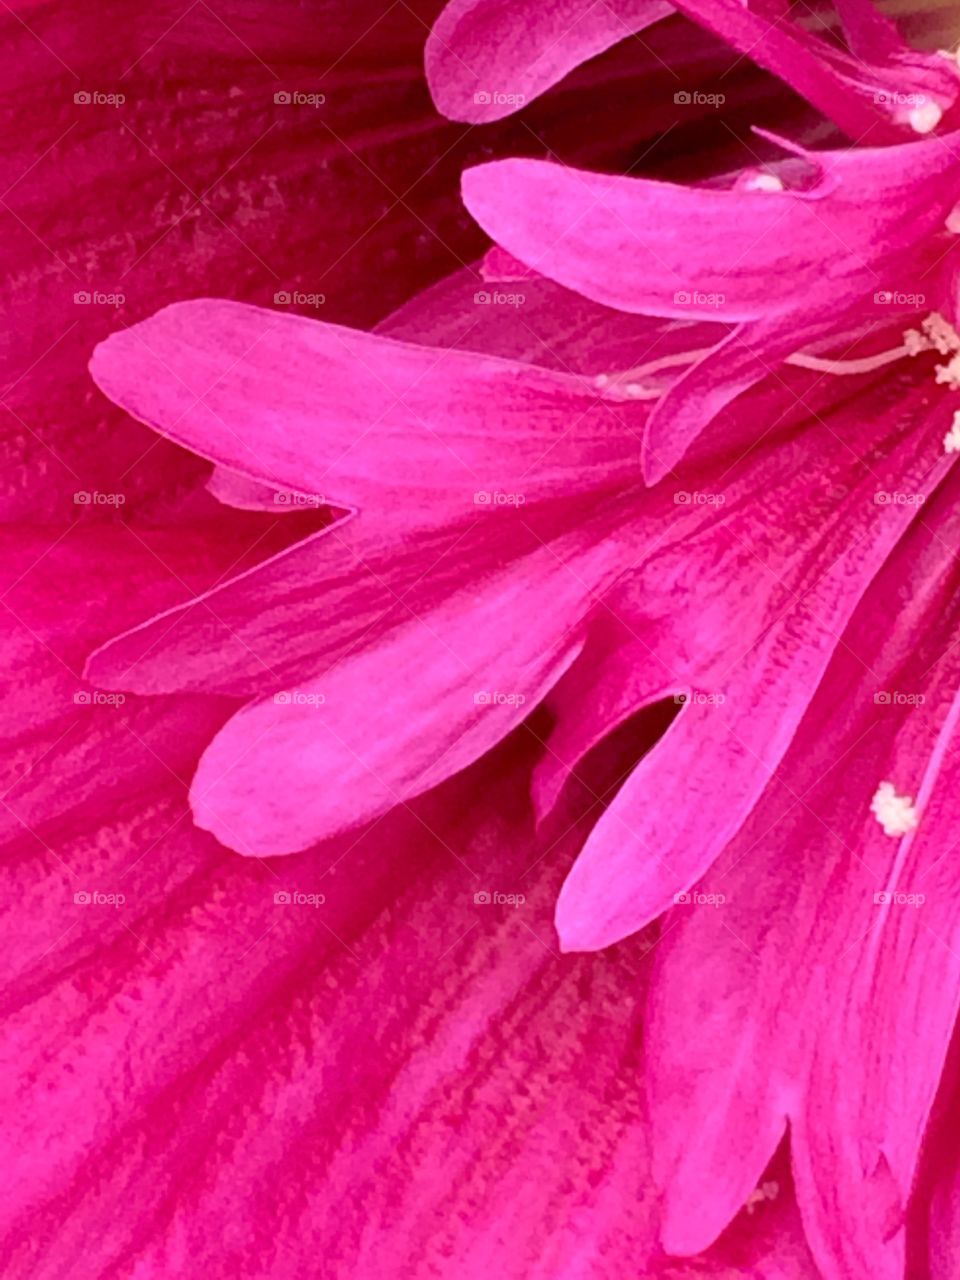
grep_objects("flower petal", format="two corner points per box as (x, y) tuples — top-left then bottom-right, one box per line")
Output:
(462, 144), (960, 470)
(670, 0), (960, 138)
(90, 299), (650, 517)
(187, 502), (642, 854)
(642, 471), (960, 1272)
(426, 0), (671, 123)
(461, 143), (960, 324)
(555, 370), (957, 951)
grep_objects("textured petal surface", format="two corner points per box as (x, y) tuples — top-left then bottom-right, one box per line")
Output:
(641, 470), (960, 1275)
(426, 0), (671, 123)
(0, 0), (479, 520)
(461, 143), (960, 322)
(90, 299), (651, 517)
(556, 357), (958, 951)
(187, 498), (642, 854)
(0, 524), (826, 1277)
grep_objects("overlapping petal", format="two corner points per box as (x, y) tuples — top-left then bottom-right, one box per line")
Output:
(554, 357), (957, 951)
(427, 0), (960, 138)
(640, 472), (960, 1276)
(89, 299), (654, 516)
(462, 140), (960, 475)
(425, 0), (671, 123)
(0, 523), (826, 1278)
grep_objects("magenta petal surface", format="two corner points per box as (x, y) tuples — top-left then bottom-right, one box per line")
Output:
(555, 368), (957, 952)
(426, 0), (671, 122)
(461, 143), (960, 323)
(90, 299), (651, 516)
(642, 475), (960, 1274)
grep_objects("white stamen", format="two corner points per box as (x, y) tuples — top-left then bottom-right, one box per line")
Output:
(593, 313), (953, 405)
(923, 312), (960, 355)
(944, 411), (960, 453)
(745, 1181), (780, 1216)
(935, 352), (960, 389)
(908, 101), (943, 134)
(787, 346), (909, 375)
(947, 202), (960, 235)
(871, 782), (919, 838)
(901, 313), (960, 362)
(743, 173), (784, 193)
(903, 328), (930, 357)
(592, 373), (660, 401)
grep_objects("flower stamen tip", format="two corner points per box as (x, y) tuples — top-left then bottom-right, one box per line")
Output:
(908, 101), (943, 134)
(944, 411), (960, 453)
(870, 781), (919, 838)
(744, 1180), (780, 1215)
(744, 172), (784, 193)
(935, 353), (960, 389)
(924, 313), (960, 355)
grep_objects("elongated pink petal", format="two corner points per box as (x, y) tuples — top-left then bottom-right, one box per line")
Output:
(188, 502), (641, 853)
(461, 143), (960, 324)
(555, 371), (957, 951)
(90, 299), (650, 517)
(85, 490), (609, 699)
(462, 143), (960, 469)
(641, 474), (960, 1272)
(670, 0), (960, 138)
(426, 0), (671, 123)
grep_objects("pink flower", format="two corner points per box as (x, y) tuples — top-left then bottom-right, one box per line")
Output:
(13, 0), (960, 1275)
(3, 1), (835, 1275)
(88, 156), (960, 1280)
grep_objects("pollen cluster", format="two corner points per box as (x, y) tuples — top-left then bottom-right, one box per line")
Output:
(903, 313), (960, 448)
(870, 782), (919, 839)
